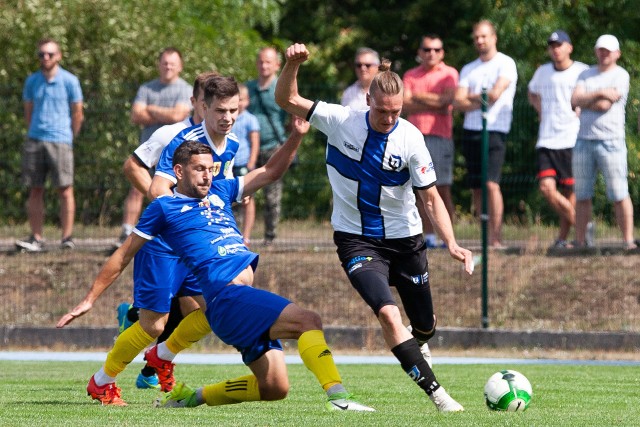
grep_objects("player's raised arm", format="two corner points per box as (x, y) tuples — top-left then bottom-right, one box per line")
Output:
(275, 43), (315, 119)
(243, 116), (310, 197)
(55, 234), (147, 328)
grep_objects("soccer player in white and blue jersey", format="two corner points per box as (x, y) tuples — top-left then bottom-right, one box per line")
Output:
(58, 127), (375, 412)
(276, 43), (474, 413)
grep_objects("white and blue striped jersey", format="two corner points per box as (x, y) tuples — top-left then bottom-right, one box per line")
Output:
(156, 120), (239, 184)
(308, 101), (437, 239)
(133, 179), (257, 301)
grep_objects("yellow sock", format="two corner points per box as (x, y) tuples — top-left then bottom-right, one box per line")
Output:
(104, 321), (154, 377)
(202, 375), (260, 406)
(298, 330), (342, 391)
(165, 308), (212, 355)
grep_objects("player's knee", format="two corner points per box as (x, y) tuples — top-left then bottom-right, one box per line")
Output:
(377, 305), (403, 330)
(299, 309), (322, 332)
(259, 379), (289, 401)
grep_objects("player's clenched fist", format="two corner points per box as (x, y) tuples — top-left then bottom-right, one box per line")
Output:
(285, 43), (309, 64)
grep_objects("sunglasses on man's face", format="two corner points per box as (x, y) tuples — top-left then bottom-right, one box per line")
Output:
(38, 51), (56, 59)
(421, 47), (443, 53)
(355, 62), (376, 69)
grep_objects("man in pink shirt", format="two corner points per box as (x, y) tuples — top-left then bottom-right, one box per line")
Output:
(403, 34), (459, 248)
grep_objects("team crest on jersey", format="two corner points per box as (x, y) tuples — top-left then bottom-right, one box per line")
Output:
(387, 154), (402, 170)
(207, 194), (225, 209)
(212, 162), (222, 176)
(223, 161), (232, 177)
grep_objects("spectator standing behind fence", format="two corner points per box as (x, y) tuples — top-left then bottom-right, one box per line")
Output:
(528, 30), (589, 249)
(341, 47), (380, 110)
(570, 35), (638, 250)
(115, 47), (192, 247)
(246, 47), (288, 245)
(231, 84), (260, 246)
(403, 34), (458, 248)
(454, 20), (517, 249)
(16, 38), (84, 252)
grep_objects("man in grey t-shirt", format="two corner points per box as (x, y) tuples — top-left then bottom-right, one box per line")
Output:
(116, 47), (192, 246)
(571, 35), (637, 249)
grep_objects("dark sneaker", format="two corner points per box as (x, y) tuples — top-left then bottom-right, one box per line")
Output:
(15, 235), (44, 252)
(61, 237), (76, 250)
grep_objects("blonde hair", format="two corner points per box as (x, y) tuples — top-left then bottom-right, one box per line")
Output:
(369, 59), (403, 97)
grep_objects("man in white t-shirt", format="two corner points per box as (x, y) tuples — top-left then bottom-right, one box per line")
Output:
(454, 20), (517, 248)
(571, 34), (638, 250)
(528, 30), (588, 248)
(341, 47), (380, 110)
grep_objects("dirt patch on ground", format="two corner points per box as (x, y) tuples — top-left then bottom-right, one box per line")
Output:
(2, 247), (639, 334)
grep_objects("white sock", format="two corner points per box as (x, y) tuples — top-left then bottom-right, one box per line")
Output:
(156, 342), (177, 361)
(93, 367), (116, 386)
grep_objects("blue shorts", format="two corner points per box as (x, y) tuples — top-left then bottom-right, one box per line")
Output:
(206, 285), (289, 364)
(573, 138), (629, 202)
(132, 249), (201, 313)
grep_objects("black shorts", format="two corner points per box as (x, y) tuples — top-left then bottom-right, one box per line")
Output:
(536, 147), (574, 188)
(461, 130), (507, 188)
(333, 231), (435, 331)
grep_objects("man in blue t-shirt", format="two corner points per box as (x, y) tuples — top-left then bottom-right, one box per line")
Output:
(17, 38), (84, 252)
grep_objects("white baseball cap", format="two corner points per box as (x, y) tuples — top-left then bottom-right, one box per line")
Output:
(594, 34), (620, 51)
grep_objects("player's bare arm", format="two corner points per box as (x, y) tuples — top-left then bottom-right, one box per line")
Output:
(415, 187), (473, 275)
(56, 234), (147, 328)
(243, 116), (309, 197)
(123, 156), (153, 195)
(275, 43), (315, 118)
(148, 174), (175, 200)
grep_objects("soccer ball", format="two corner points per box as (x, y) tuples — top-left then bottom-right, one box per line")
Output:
(484, 369), (532, 411)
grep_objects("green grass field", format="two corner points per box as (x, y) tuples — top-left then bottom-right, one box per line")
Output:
(0, 360), (638, 426)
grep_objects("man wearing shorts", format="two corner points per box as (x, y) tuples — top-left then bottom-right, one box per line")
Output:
(17, 38), (84, 251)
(57, 128), (373, 412)
(403, 34), (458, 248)
(528, 30), (588, 248)
(276, 42), (474, 413)
(571, 34), (638, 249)
(454, 20), (517, 248)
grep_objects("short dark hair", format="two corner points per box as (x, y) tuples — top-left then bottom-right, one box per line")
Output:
(203, 75), (239, 106)
(173, 141), (213, 167)
(158, 47), (183, 63)
(193, 71), (220, 99)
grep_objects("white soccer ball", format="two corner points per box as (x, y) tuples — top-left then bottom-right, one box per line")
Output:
(484, 369), (532, 411)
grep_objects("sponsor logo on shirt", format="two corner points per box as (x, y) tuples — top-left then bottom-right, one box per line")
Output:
(223, 161), (232, 177)
(416, 162), (434, 175)
(343, 141), (360, 153)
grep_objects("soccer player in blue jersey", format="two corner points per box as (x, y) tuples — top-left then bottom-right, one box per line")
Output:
(58, 128), (375, 412)
(116, 71), (219, 390)
(275, 43), (474, 412)
(55, 75), (246, 405)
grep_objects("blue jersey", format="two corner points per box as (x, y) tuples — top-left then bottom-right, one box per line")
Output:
(134, 178), (257, 302)
(142, 122), (239, 257)
(156, 121), (239, 184)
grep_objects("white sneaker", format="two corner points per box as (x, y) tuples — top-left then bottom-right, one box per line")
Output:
(407, 325), (433, 368)
(429, 387), (464, 412)
(326, 392), (375, 412)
